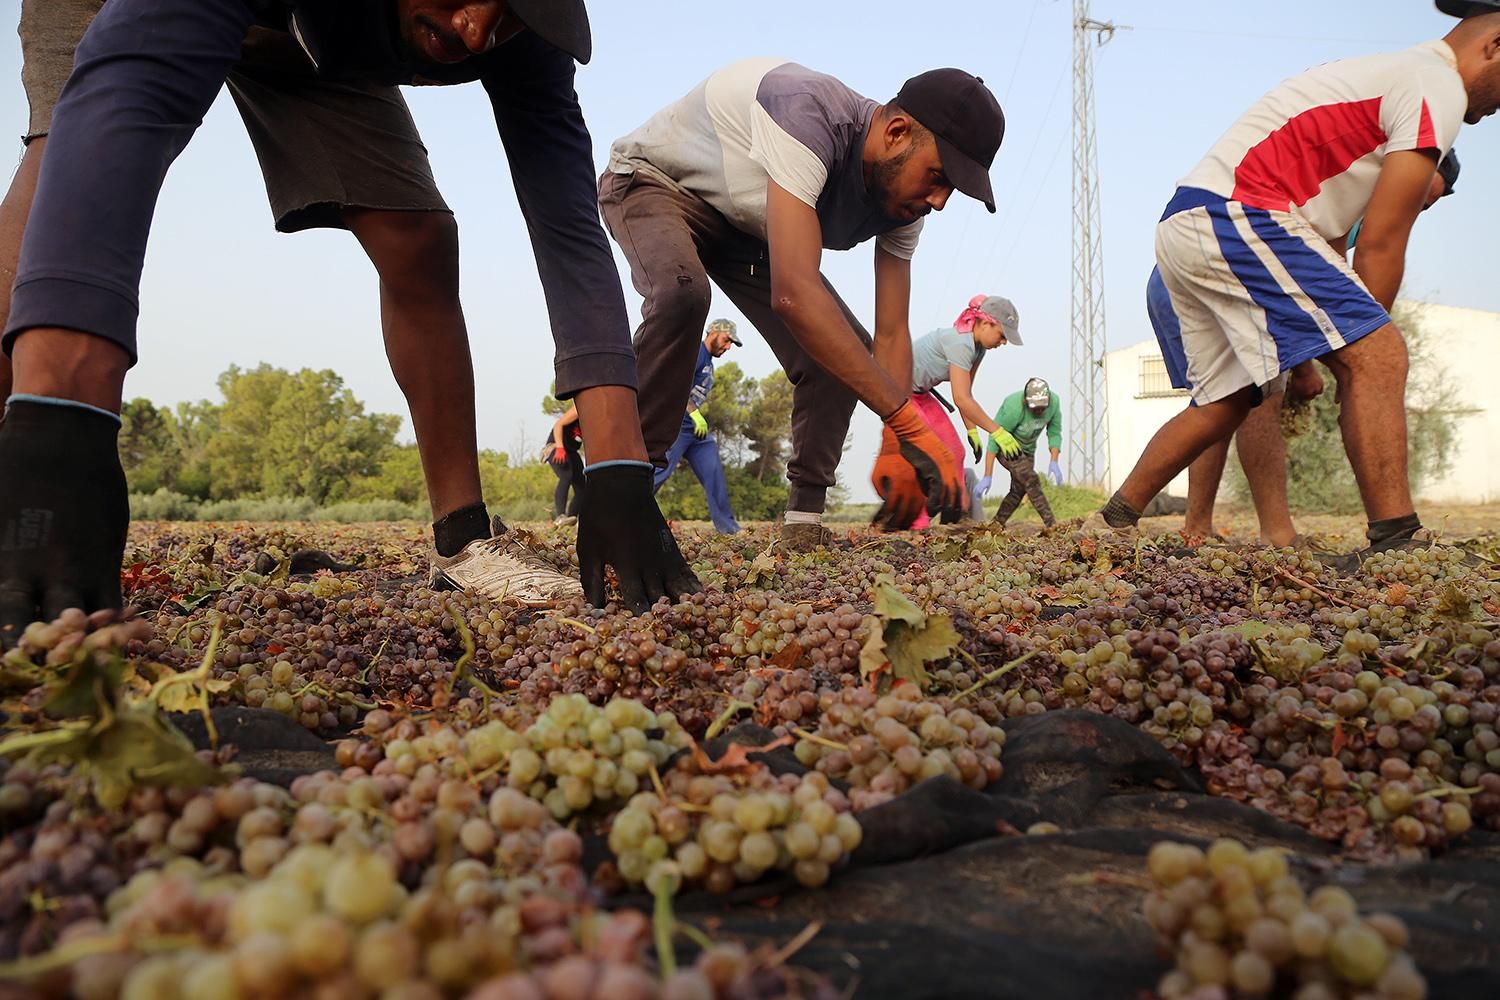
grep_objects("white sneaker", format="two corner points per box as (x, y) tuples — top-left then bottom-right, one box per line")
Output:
(1081, 512), (1140, 541)
(553, 515), (578, 527)
(430, 526), (582, 606)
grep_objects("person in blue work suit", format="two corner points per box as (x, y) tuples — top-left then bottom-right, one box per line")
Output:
(654, 319), (743, 534)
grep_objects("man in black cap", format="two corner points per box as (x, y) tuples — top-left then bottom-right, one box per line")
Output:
(0, 0), (700, 640)
(601, 60), (1005, 545)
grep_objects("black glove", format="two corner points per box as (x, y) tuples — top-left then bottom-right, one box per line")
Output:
(577, 464), (701, 613)
(0, 400), (129, 646)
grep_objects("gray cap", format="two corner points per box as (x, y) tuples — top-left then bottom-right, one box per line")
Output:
(979, 296), (1021, 346)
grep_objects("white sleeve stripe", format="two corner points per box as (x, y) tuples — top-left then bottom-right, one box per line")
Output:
(747, 103), (828, 209)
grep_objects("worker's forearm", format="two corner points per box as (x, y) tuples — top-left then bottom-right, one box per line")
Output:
(956, 396), (997, 433)
(984, 452), (996, 477)
(777, 283), (907, 418)
(1050, 448), (1060, 462)
(1352, 246), (1406, 313)
(871, 327), (913, 398)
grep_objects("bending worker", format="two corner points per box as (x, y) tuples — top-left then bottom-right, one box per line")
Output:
(903, 294), (1021, 529)
(0, 0), (700, 636)
(1089, 4), (1500, 572)
(545, 404), (585, 524)
(601, 58), (1005, 545)
(653, 319), (743, 535)
(975, 377), (1063, 528)
(1154, 149), (1460, 547)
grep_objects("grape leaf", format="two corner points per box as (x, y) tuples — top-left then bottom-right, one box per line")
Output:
(1222, 620), (1275, 641)
(746, 551), (778, 587)
(858, 576), (962, 690)
(883, 612), (960, 689)
(871, 579), (925, 628)
(858, 625), (889, 682)
(688, 734), (793, 774)
(769, 639), (803, 671)
(1435, 583), (1474, 622)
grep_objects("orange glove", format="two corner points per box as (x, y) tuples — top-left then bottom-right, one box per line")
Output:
(552, 446), (567, 464)
(884, 401), (964, 520)
(871, 426), (925, 531)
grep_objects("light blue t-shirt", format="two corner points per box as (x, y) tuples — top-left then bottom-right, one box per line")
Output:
(910, 328), (984, 393)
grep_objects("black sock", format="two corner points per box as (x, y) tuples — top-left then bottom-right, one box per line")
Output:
(433, 502), (491, 557)
(1101, 491), (1142, 529)
(1366, 513), (1421, 545)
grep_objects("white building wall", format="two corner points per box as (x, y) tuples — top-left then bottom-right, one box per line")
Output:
(1402, 301), (1500, 504)
(1100, 300), (1500, 504)
(1102, 339), (1193, 497)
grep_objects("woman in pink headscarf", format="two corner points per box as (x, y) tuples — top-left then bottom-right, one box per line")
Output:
(902, 294), (1022, 528)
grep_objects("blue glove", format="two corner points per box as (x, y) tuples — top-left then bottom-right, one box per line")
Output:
(972, 475), (992, 509)
(1048, 461), (1063, 486)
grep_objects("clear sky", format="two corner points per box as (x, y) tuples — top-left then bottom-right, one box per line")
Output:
(1, 1), (1493, 504)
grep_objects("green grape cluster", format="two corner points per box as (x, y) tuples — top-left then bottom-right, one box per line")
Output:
(608, 759), (861, 893)
(793, 683), (1004, 809)
(1144, 839), (1425, 999)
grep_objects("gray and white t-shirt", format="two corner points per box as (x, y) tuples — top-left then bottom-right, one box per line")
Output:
(910, 328), (984, 393)
(607, 57), (923, 259)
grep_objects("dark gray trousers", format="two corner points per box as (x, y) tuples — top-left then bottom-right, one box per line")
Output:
(598, 169), (868, 514)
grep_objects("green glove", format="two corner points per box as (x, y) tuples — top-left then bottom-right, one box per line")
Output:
(689, 409), (709, 439)
(966, 427), (982, 464)
(989, 427), (1022, 458)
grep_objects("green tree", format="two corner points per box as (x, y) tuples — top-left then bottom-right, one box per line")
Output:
(656, 366), (795, 521)
(347, 443), (428, 504)
(169, 400), (221, 499)
(202, 365), (401, 502)
(539, 381), (570, 418)
(742, 371), (794, 481)
(118, 398), (183, 494)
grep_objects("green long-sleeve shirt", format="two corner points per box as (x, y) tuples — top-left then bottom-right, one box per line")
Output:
(986, 389), (1062, 457)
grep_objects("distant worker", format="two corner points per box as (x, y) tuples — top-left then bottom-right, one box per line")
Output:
(1161, 148), (1461, 547)
(545, 404), (585, 525)
(974, 377), (1062, 528)
(653, 319), (743, 535)
(900, 294), (1021, 529)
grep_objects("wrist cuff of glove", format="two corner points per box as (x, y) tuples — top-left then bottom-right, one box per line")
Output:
(583, 460), (653, 485)
(6, 393), (121, 426)
(884, 400), (925, 438)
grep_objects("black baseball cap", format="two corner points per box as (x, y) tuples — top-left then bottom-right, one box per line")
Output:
(1438, 1), (1500, 15)
(511, 0), (592, 64)
(894, 69), (1005, 213)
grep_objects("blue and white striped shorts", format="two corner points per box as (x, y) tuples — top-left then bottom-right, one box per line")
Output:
(1150, 187), (1389, 405)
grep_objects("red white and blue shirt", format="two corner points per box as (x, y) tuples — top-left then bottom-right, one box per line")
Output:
(1178, 40), (1465, 243)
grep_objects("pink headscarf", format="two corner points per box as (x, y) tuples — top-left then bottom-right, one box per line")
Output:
(953, 294), (995, 334)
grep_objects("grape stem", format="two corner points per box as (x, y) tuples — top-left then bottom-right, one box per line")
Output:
(356, 636), (390, 684)
(146, 617), (224, 747)
(705, 699), (754, 739)
(790, 727), (848, 752)
(442, 602), (503, 714)
(954, 650), (1040, 701)
(1273, 568), (1356, 609)
(1063, 871), (1153, 890)
(1415, 785), (1481, 800)
(765, 920), (823, 967)
(547, 615), (597, 635)
(652, 881), (678, 977)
